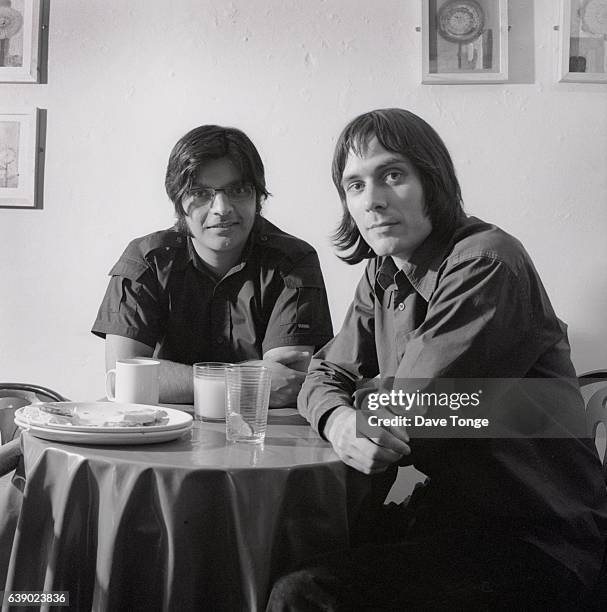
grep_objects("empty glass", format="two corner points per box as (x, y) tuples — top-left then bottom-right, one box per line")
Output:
(225, 365), (271, 444)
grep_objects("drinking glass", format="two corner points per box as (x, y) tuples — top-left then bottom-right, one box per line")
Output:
(225, 365), (271, 443)
(193, 362), (230, 421)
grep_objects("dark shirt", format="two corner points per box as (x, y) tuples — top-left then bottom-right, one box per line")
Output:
(92, 217), (333, 363)
(299, 215), (607, 586)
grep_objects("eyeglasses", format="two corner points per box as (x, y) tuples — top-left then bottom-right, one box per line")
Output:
(186, 183), (255, 209)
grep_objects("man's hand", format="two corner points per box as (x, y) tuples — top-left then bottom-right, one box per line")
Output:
(259, 360), (307, 407)
(251, 346), (313, 408)
(263, 346), (312, 372)
(324, 405), (411, 474)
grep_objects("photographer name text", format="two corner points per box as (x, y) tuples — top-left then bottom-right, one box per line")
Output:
(368, 414), (489, 429)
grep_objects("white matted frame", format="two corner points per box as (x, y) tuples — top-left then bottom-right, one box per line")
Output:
(558, 0), (607, 82)
(422, 0), (509, 84)
(0, 109), (41, 209)
(0, 0), (41, 83)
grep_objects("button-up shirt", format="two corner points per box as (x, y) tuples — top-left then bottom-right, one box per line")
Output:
(92, 217), (333, 364)
(299, 214), (607, 586)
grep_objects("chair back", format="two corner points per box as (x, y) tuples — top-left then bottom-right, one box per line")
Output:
(585, 385), (607, 481)
(579, 372), (607, 612)
(0, 383), (68, 445)
(579, 372), (607, 482)
(579, 370), (607, 387)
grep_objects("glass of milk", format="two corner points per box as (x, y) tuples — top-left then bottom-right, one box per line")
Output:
(193, 362), (230, 421)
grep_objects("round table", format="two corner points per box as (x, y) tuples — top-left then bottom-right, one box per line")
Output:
(2, 410), (385, 611)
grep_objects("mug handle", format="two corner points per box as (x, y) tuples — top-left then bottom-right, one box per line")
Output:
(105, 369), (116, 401)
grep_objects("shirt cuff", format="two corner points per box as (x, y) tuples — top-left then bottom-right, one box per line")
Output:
(317, 407), (339, 441)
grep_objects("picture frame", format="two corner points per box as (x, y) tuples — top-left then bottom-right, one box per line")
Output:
(558, 0), (607, 83)
(0, 0), (42, 83)
(422, 0), (509, 84)
(0, 109), (44, 209)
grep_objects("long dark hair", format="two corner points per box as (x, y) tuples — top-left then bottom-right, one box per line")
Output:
(165, 125), (270, 225)
(331, 108), (464, 264)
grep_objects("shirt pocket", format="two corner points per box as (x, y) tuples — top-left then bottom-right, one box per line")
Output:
(108, 257), (149, 281)
(106, 258), (155, 316)
(279, 270), (326, 333)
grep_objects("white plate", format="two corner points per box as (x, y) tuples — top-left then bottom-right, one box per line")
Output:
(15, 419), (192, 445)
(15, 403), (192, 433)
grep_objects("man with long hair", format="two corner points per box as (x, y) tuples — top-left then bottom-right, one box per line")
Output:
(268, 109), (607, 609)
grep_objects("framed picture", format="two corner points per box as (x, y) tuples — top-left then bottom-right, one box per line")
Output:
(422, 0), (509, 84)
(0, 109), (43, 209)
(0, 0), (41, 83)
(558, 0), (607, 82)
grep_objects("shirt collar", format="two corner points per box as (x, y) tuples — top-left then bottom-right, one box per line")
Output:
(375, 229), (456, 302)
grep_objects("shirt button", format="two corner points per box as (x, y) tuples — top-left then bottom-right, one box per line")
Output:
(260, 235), (268, 242)
(215, 337), (224, 345)
(397, 302), (405, 311)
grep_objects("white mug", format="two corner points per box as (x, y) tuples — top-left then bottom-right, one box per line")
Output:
(105, 359), (160, 405)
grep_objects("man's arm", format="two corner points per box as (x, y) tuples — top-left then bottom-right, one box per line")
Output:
(303, 254), (557, 474)
(259, 249), (334, 407)
(107, 336), (315, 406)
(105, 335), (194, 403)
(258, 345), (313, 408)
(298, 262), (379, 431)
(323, 405), (411, 474)
(298, 263), (411, 474)
(94, 241), (187, 400)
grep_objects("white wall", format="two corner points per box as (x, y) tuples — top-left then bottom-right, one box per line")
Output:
(1, 0), (606, 404)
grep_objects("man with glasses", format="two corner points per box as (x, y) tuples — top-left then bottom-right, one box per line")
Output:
(92, 125), (333, 405)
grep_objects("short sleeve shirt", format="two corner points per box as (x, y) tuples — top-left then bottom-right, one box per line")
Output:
(92, 217), (333, 364)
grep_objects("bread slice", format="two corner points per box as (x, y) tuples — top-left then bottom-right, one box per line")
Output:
(106, 407), (167, 427)
(73, 405), (168, 427)
(39, 402), (76, 417)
